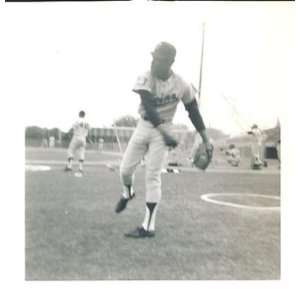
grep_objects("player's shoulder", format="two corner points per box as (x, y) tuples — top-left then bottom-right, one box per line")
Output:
(171, 71), (190, 88)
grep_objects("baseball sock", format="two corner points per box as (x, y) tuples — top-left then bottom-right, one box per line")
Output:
(79, 159), (84, 171)
(142, 202), (158, 232)
(67, 157), (73, 168)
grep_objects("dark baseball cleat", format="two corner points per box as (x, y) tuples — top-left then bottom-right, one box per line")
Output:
(64, 166), (72, 172)
(124, 226), (155, 238)
(115, 192), (135, 213)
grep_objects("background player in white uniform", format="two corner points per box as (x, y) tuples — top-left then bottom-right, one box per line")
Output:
(248, 124), (267, 168)
(65, 110), (90, 174)
(115, 42), (213, 238)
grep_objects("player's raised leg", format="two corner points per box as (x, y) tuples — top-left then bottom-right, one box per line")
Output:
(65, 139), (76, 171)
(115, 127), (149, 213)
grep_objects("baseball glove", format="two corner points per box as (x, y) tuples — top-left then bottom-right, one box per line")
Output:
(193, 143), (214, 170)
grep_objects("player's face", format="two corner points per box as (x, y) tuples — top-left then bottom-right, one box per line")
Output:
(151, 54), (174, 80)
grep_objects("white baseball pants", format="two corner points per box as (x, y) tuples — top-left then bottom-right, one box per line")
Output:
(120, 119), (169, 203)
(67, 137), (86, 161)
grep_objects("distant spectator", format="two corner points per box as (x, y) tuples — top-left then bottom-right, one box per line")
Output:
(98, 138), (104, 152)
(276, 139), (281, 169)
(226, 144), (240, 167)
(49, 136), (55, 148)
(41, 129), (49, 148)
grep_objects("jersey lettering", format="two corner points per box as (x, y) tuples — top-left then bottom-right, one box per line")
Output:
(133, 71), (195, 123)
(73, 119), (89, 139)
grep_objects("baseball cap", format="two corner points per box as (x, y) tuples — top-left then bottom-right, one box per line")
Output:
(79, 110), (86, 118)
(152, 42), (176, 60)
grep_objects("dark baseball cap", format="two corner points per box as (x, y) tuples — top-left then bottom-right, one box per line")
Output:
(79, 110), (86, 117)
(152, 42), (176, 60)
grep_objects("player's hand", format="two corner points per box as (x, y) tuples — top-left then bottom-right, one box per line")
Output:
(86, 137), (94, 145)
(204, 142), (214, 161)
(157, 125), (178, 148)
(162, 132), (178, 148)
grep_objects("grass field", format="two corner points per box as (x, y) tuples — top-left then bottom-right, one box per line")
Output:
(25, 147), (280, 280)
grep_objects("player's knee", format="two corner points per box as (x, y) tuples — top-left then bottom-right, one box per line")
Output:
(146, 171), (161, 187)
(120, 168), (134, 187)
(146, 176), (162, 202)
(120, 166), (132, 181)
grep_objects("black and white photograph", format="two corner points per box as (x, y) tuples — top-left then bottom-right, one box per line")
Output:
(1, 0), (298, 298)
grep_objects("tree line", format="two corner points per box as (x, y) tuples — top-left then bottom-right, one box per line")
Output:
(25, 115), (229, 143)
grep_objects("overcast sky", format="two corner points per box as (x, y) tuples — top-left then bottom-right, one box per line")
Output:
(5, 2), (295, 135)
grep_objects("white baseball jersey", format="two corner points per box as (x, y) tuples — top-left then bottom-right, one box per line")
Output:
(72, 118), (90, 140)
(251, 128), (266, 145)
(133, 71), (195, 123)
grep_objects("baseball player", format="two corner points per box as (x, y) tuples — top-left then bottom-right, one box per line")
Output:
(247, 124), (267, 168)
(115, 42), (213, 238)
(64, 110), (90, 174)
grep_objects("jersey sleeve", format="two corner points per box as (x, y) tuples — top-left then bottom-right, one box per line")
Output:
(133, 72), (152, 93)
(181, 81), (196, 105)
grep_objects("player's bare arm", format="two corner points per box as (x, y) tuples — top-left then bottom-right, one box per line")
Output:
(138, 90), (163, 127)
(86, 135), (93, 145)
(137, 90), (178, 148)
(185, 99), (213, 156)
